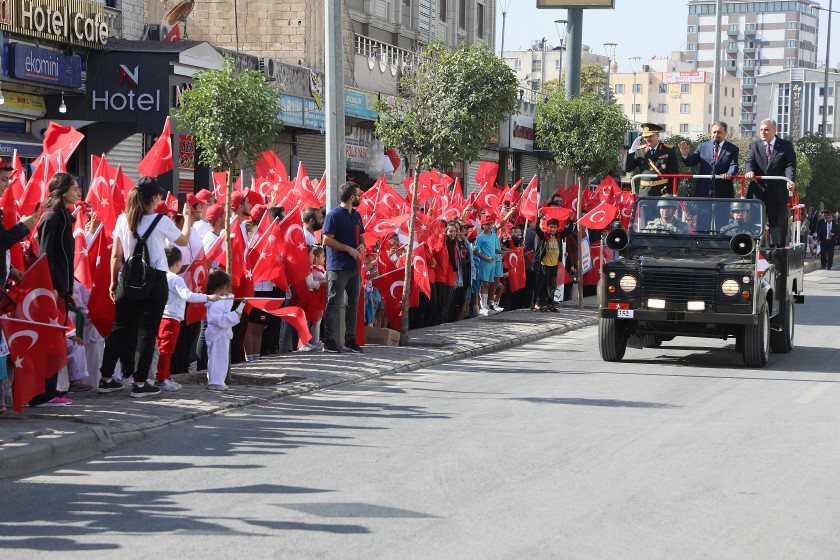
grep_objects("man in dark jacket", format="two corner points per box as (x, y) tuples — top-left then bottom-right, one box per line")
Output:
(745, 118), (797, 246)
(625, 123), (680, 197)
(815, 210), (838, 269)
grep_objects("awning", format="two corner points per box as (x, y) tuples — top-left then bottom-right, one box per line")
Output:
(0, 131), (42, 159)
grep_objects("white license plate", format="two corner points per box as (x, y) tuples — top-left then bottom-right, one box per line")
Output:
(617, 309), (634, 319)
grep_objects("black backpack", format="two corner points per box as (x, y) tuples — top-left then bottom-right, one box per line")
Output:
(121, 214), (164, 300)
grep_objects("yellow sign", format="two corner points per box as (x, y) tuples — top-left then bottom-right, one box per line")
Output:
(537, 0), (615, 7)
(0, 0), (109, 49)
(1, 90), (46, 117)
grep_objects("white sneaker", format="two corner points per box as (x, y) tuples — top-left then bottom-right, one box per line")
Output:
(157, 379), (182, 391)
(492, 306), (504, 312)
(479, 308), (490, 316)
(298, 343), (315, 352)
(314, 341), (324, 350)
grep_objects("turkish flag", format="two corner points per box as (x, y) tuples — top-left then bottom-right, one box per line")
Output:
(0, 183), (24, 272)
(581, 186), (601, 212)
(183, 246), (209, 325)
(248, 218), (288, 289)
(9, 150), (26, 199)
(579, 201), (618, 230)
(474, 161), (499, 189)
(519, 175), (539, 223)
(4, 255), (59, 323)
(439, 178), (465, 221)
(411, 244), (432, 298)
(617, 191), (636, 230)
(504, 245), (526, 292)
(256, 150), (288, 181)
(73, 209), (94, 290)
(559, 184), (579, 211)
(137, 116), (174, 178)
(244, 302), (312, 348)
(404, 170), (436, 206)
(583, 244), (612, 286)
(374, 181), (408, 219)
(205, 232), (226, 268)
(413, 212), (445, 252)
(20, 153), (59, 216)
(86, 232), (115, 338)
(229, 220), (248, 288)
(597, 175), (621, 205)
(542, 206), (572, 230)
(163, 23), (181, 41)
(363, 214), (410, 245)
(557, 262), (571, 285)
(372, 270), (404, 331)
(213, 171), (228, 200)
(276, 210), (311, 292)
(87, 155), (119, 232)
(0, 316), (68, 413)
(114, 164), (135, 202)
(474, 183), (503, 212)
(42, 122), (83, 164)
(165, 192), (180, 215)
(358, 176), (385, 222)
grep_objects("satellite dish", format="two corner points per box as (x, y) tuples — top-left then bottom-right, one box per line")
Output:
(163, 0), (195, 36)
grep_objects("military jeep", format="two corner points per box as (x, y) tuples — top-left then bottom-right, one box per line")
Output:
(598, 196), (805, 367)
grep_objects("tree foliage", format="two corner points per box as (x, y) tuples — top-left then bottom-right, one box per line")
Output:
(375, 42), (518, 170)
(550, 62), (614, 102)
(375, 42), (518, 345)
(535, 92), (630, 179)
(795, 133), (837, 209)
(171, 57), (283, 172)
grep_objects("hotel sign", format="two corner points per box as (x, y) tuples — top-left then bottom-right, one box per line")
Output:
(0, 0), (109, 49)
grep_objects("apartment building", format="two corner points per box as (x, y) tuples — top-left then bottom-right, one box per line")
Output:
(755, 67), (840, 139)
(502, 41), (609, 96)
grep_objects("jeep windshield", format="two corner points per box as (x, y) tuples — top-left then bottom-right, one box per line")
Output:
(631, 198), (765, 238)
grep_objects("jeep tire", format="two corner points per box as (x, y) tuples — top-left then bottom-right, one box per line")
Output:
(599, 317), (626, 362)
(770, 296), (794, 354)
(743, 305), (770, 367)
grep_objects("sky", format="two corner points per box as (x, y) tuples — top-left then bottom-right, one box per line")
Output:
(496, 0), (840, 74)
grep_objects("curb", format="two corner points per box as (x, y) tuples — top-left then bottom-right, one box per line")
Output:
(0, 314), (597, 479)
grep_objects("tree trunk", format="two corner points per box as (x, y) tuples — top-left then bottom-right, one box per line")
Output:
(576, 174), (584, 309)
(399, 162), (423, 346)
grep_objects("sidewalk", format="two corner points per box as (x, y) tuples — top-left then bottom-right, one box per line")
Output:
(0, 308), (597, 479)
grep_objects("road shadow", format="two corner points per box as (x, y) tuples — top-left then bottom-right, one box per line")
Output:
(513, 397), (677, 409)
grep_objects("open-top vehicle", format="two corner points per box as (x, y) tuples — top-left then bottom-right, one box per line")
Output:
(598, 176), (805, 367)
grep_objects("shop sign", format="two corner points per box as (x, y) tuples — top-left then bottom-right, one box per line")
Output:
(0, 0), (109, 49)
(346, 127), (373, 171)
(0, 89), (45, 118)
(179, 135), (195, 169)
(345, 88), (378, 120)
(10, 43), (82, 88)
(791, 81), (803, 139)
(280, 94), (325, 130)
(662, 71), (707, 84)
(500, 115), (535, 151)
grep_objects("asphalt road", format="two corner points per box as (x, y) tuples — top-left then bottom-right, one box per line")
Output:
(1, 270), (839, 560)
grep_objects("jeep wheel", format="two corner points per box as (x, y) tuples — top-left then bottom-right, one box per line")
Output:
(642, 335), (662, 348)
(599, 317), (626, 362)
(743, 305), (770, 367)
(770, 296), (794, 353)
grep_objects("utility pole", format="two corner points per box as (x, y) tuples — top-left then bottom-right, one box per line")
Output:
(541, 37), (547, 93)
(823, 0), (834, 137)
(325, 0), (345, 208)
(554, 19), (567, 89)
(629, 56), (641, 127)
(564, 9), (583, 97)
(604, 42), (617, 102)
(712, 0), (723, 121)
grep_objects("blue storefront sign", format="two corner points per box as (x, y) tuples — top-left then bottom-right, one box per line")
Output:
(344, 88), (378, 120)
(9, 44), (83, 89)
(280, 94), (325, 130)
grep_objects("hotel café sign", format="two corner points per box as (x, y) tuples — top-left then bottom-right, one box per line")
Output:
(0, 0), (109, 49)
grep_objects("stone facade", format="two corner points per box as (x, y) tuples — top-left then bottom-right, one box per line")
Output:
(119, 0), (146, 40)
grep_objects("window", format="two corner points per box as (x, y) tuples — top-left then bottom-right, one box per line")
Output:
(659, 84), (667, 93)
(729, 23), (738, 32)
(745, 59), (755, 67)
(439, 0), (446, 21)
(531, 80), (540, 91)
(477, 3), (485, 38)
(633, 104), (641, 113)
(633, 83), (642, 93)
(615, 84), (625, 94)
(404, 0), (410, 5)
(657, 104), (667, 113)
(746, 23), (755, 31)
(687, 43), (696, 51)
(680, 103), (690, 113)
(820, 87), (835, 97)
(680, 124), (689, 133)
(724, 107), (727, 116)
(555, 59), (561, 71)
(819, 106), (834, 115)
(786, 40), (796, 48)
(743, 77), (755, 85)
(532, 59), (542, 73)
(724, 87), (728, 96)
(688, 25), (696, 33)
(743, 95), (752, 102)
(681, 84), (691, 93)
(514, 59), (521, 70)
(784, 57), (796, 67)
(459, 0), (466, 29)
(786, 21), (797, 29)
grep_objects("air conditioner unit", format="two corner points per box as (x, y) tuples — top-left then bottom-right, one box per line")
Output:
(142, 24), (162, 41)
(258, 57), (276, 77)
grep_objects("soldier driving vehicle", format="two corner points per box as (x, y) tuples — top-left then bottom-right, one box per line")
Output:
(597, 175), (805, 369)
(624, 123), (679, 197)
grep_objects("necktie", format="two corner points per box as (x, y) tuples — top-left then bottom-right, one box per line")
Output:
(765, 142), (771, 161)
(714, 144), (719, 161)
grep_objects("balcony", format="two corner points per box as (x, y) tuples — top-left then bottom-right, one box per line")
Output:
(726, 45), (738, 55)
(727, 26), (739, 36)
(354, 34), (417, 96)
(745, 26), (756, 36)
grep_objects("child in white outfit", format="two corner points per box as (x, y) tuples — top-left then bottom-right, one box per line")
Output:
(204, 268), (244, 391)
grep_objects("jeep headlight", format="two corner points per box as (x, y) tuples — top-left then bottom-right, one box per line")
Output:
(619, 275), (637, 292)
(721, 279), (739, 296)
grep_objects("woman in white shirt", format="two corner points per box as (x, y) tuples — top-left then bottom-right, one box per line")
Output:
(97, 177), (192, 398)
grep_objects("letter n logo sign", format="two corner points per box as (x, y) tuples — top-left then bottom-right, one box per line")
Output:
(118, 65), (139, 88)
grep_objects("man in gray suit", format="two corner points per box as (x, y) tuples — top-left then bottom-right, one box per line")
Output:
(744, 118), (796, 247)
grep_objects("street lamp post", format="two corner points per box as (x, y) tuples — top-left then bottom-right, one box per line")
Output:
(629, 56), (641, 127)
(604, 42), (617, 102)
(554, 19), (567, 89)
(823, 0), (833, 137)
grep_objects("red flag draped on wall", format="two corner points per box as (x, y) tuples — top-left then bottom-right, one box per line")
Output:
(137, 116), (174, 178)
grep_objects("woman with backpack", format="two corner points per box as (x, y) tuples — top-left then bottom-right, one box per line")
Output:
(98, 177), (192, 398)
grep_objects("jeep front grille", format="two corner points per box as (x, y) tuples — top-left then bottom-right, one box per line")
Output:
(640, 269), (716, 308)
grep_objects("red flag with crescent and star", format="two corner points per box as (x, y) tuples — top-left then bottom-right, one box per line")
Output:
(183, 245), (210, 325)
(86, 231), (115, 338)
(503, 245), (526, 292)
(137, 116), (174, 178)
(372, 270), (404, 331)
(579, 201), (618, 230)
(519, 175), (539, 223)
(42, 122), (83, 165)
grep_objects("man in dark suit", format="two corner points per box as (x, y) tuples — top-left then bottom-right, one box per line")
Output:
(745, 118), (796, 247)
(625, 123), (679, 197)
(815, 210), (838, 269)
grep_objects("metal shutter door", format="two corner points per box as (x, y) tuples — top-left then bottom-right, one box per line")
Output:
(106, 133), (143, 184)
(295, 134), (326, 179)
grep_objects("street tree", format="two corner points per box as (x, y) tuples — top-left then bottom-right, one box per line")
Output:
(171, 57), (283, 273)
(375, 42), (518, 345)
(549, 63), (614, 102)
(535, 91), (630, 307)
(795, 133), (835, 209)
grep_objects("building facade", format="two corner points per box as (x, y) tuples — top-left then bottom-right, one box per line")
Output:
(685, 0), (821, 137)
(754, 67), (840, 139)
(502, 41), (609, 95)
(611, 54), (741, 139)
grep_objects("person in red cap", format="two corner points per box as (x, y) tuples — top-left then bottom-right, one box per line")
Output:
(193, 190), (215, 238)
(473, 212), (499, 316)
(201, 204), (225, 264)
(242, 203), (271, 362)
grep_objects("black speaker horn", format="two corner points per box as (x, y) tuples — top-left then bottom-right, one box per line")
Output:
(730, 233), (755, 256)
(606, 228), (629, 251)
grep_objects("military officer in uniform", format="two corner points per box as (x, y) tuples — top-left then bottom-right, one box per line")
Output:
(625, 123), (680, 197)
(720, 201), (760, 236)
(643, 197), (691, 234)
